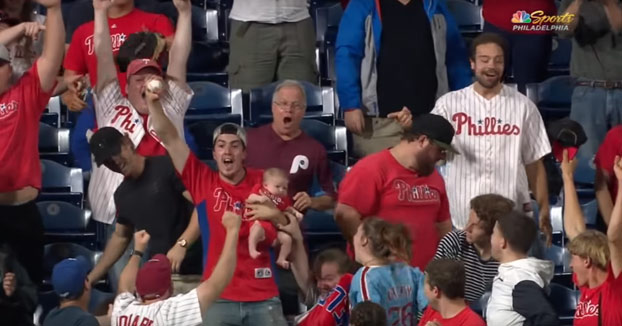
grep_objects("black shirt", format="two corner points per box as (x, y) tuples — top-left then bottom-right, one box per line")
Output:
(377, 0), (437, 117)
(114, 156), (194, 264)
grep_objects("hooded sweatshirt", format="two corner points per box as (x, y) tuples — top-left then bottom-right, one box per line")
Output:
(486, 257), (559, 326)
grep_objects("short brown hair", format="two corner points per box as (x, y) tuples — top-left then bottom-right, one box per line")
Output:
(470, 32), (508, 60)
(470, 194), (515, 235)
(425, 259), (465, 299)
(311, 248), (352, 280)
(568, 230), (609, 271)
(350, 301), (387, 326)
(361, 218), (412, 263)
(496, 211), (537, 254)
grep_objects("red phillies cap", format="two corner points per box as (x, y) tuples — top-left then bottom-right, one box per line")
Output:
(126, 58), (163, 78)
(136, 254), (172, 300)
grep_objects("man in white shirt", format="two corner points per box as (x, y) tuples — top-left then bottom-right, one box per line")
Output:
(112, 211), (240, 326)
(431, 33), (553, 245)
(228, 0), (317, 91)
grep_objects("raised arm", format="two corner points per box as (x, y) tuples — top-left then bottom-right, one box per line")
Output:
(167, 209), (201, 273)
(167, 0), (192, 83)
(145, 82), (190, 173)
(88, 223), (133, 284)
(93, 0), (117, 93)
(560, 150), (586, 240)
(0, 22), (45, 46)
(117, 230), (150, 294)
(196, 211), (240, 312)
(334, 203), (362, 243)
(607, 156), (622, 278)
(36, 0), (65, 93)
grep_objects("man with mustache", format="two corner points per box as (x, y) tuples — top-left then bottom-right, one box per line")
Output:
(431, 33), (553, 247)
(335, 114), (456, 270)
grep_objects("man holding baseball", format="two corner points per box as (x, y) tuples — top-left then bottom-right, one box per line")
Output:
(89, 0), (194, 291)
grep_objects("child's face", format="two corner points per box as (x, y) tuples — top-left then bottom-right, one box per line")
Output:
(263, 175), (289, 196)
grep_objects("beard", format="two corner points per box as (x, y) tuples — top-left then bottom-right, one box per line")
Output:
(475, 70), (502, 89)
(414, 151), (437, 176)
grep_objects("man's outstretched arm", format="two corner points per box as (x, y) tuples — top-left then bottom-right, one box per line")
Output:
(145, 84), (189, 173)
(117, 230), (150, 294)
(36, 0), (65, 92)
(166, 0), (192, 83)
(93, 0), (117, 94)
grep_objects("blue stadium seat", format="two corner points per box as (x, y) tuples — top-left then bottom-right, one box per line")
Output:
(445, 0), (483, 32)
(300, 119), (348, 165)
(186, 42), (229, 84)
(185, 82), (243, 159)
(41, 96), (62, 127)
(544, 244), (571, 275)
(526, 76), (575, 122)
(471, 291), (491, 317)
(580, 199), (598, 226)
(37, 201), (96, 247)
(39, 122), (71, 166)
(88, 288), (115, 314)
(573, 156), (595, 186)
(42, 243), (99, 284)
(549, 283), (579, 325)
(249, 81), (335, 125)
(39, 159), (84, 207)
(549, 37), (571, 76)
(35, 290), (60, 325)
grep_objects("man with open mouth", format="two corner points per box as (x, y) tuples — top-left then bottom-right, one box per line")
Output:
(431, 33), (553, 247)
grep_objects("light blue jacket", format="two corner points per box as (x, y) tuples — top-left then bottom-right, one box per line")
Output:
(336, 0), (472, 113)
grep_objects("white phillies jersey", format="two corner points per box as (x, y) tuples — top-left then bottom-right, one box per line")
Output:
(431, 84), (550, 229)
(89, 79), (192, 224)
(112, 290), (203, 326)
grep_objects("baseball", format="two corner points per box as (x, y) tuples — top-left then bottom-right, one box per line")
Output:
(147, 79), (163, 93)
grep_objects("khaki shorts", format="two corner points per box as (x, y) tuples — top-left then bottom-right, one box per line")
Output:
(172, 274), (202, 295)
(352, 117), (404, 158)
(228, 18), (318, 92)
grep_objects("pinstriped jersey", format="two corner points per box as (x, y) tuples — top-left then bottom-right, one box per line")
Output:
(89, 80), (192, 224)
(112, 290), (202, 326)
(350, 264), (428, 326)
(431, 84), (550, 229)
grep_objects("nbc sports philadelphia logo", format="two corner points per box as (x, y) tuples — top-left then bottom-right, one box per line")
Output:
(511, 10), (575, 32)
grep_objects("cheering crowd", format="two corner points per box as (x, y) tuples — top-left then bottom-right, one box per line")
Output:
(1, 0), (622, 325)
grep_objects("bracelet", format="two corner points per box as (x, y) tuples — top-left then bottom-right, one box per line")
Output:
(131, 249), (144, 258)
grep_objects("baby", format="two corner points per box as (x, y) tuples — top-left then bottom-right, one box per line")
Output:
(247, 168), (303, 269)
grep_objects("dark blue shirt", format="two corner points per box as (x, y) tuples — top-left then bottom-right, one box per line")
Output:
(43, 306), (99, 326)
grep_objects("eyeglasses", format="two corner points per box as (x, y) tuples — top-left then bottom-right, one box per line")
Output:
(273, 101), (305, 111)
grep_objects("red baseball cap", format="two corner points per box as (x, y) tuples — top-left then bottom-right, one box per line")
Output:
(126, 58), (163, 78)
(136, 254), (172, 300)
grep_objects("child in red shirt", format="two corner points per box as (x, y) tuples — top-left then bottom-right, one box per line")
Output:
(419, 259), (485, 326)
(248, 168), (302, 269)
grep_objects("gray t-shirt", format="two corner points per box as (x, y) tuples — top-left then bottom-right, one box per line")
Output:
(43, 306), (99, 326)
(558, 0), (622, 80)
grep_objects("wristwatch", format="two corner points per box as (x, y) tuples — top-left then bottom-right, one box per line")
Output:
(177, 239), (188, 248)
(130, 249), (144, 258)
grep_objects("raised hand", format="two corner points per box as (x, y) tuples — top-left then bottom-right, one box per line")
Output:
(173, 0), (192, 13)
(92, 0), (113, 11)
(222, 211), (242, 231)
(143, 75), (166, 102)
(22, 22), (46, 41)
(344, 109), (365, 135)
(387, 106), (413, 129)
(2, 273), (16, 297)
(560, 149), (578, 179)
(134, 230), (150, 252)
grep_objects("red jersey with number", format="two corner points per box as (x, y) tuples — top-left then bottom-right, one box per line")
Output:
(594, 126), (622, 201)
(419, 306), (485, 326)
(338, 149), (450, 269)
(64, 8), (174, 93)
(573, 265), (622, 326)
(0, 62), (54, 192)
(180, 153), (278, 301)
(297, 274), (353, 326)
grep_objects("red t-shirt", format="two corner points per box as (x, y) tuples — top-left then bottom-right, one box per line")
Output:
(338, 149), (450, 269)
(0, 62), (54, 192)
(180, 153), (278, 302)
(594, 126), (622, 201)
(297, 273), (353, 326)
(482, 0), (557, 34)
(418, 306), (485, 326)
(573, 265), (622, 326)
(64, 8), (174, 93)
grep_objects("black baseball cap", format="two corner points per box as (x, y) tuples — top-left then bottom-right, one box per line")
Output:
(89, 127), (124, 167)
(547, 118), (587, 147)
(409, 114), (459, 154)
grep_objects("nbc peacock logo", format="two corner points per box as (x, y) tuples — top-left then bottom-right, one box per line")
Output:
(511, 10), (532, 24)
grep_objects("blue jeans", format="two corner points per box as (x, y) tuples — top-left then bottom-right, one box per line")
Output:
(570, 83), (622, 163)
(203, 297), (288, 326)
